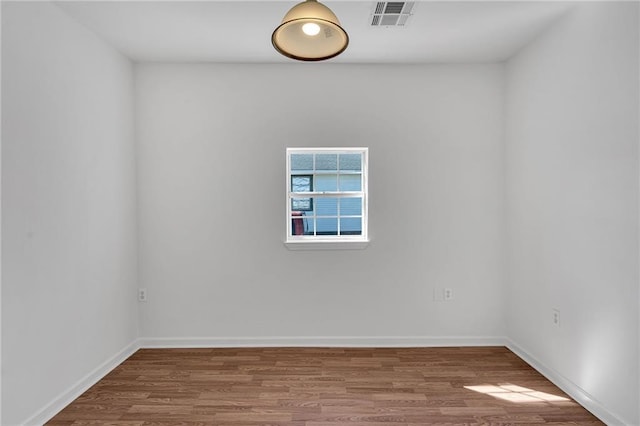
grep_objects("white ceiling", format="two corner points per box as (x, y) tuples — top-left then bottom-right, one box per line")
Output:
(55, 1), (573, 63)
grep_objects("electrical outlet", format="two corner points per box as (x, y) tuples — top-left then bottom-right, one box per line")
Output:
(444, 288), (453, 301)
(552, 309), (560, 327)
(138, 288), (148, 302)
(433, 288), (454, 302)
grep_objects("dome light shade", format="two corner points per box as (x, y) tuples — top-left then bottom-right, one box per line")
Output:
(272, 0), (349, 61)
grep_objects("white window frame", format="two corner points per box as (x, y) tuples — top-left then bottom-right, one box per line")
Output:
(285, 147), (369, 250)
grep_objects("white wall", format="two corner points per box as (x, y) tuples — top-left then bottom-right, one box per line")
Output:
(1, 3), (138, 424)
(505, 3), (639, 425)
(3, 2), (638, 424)
(135, 63), (506, 343)
(0, 2), (4, 422)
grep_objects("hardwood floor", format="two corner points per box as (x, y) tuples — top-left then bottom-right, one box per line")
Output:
(46, 347), (603, 425)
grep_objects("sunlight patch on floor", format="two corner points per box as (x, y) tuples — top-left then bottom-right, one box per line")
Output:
(464, 384), (571, 403)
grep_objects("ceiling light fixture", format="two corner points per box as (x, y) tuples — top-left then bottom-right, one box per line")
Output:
(272, 0), (349, 61)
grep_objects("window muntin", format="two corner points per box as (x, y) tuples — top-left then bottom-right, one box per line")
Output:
(287, 148), (368, 242)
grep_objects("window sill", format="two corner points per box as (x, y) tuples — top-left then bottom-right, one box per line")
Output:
(284, 239), (370, 250)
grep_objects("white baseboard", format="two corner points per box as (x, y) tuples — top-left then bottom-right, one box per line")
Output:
(23, 339), (140, 426)
(139, 335), (507, 348)
(506, 339), (629, 426)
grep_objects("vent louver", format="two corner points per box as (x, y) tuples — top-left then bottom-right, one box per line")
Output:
(371, 1), (415, 27)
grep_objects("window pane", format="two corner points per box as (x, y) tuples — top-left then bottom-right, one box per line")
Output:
(305, 217), (315, 235)
(316, 217), (338, 235)
(291, 197), (313, 212)
(338, 174), (361, 191)
(291, 175), (312, 192)
(315, 154), (337, 171)
(291, 154), (313, 171)
(315, 197), (338, 216)
(339, 154), (361, 171)
(340, 217), (362, 235)
(315, 174), (337, 191)
(291, 213), (313, 235)
(340, 198), (362, 216)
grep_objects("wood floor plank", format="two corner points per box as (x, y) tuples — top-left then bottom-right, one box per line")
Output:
(46, 347), (603, 425)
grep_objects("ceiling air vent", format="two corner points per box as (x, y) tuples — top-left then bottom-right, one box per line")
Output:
(371, 2), (415, 27)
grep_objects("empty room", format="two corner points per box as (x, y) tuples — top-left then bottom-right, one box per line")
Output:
(1, 0), (639, 425)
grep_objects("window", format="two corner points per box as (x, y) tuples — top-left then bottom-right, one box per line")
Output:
(286, 148), (368, 249)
